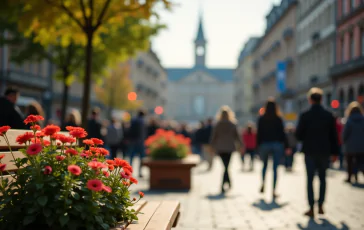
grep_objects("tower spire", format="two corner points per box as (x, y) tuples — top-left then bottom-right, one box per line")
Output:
(195, 11), (205, 42)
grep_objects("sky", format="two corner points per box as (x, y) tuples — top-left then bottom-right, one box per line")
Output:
(152, 0), (281, 68)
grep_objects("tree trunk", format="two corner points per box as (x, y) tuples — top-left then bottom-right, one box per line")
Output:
(107, 87), (114, 120)
(60, 70), (70, 129)
(81, 31), (94, 129)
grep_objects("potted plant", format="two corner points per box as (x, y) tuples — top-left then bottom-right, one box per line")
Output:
(142, 129), (199, 190)
(0, 115), (144, 230)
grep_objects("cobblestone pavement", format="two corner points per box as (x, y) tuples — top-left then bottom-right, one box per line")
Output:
(129, 153), (364, 230)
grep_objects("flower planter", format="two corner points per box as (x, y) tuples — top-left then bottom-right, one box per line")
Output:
(142, 155), (200, 190)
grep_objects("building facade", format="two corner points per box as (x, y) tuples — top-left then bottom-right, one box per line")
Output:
(330, 0), (364, 114)
(234, 37), (259, 126)
(129, 49), (167, 115)
(296, 0), (336, 113)
(166, 16), (234, 123)
(251, 0), (298, 121)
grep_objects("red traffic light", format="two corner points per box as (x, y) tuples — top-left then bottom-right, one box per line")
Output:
(154, 106), (164, 115)
(127, 92), (137, 101)
(331, 100), (340, 109)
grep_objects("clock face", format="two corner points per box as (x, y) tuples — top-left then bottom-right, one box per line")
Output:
(196, 46), (205, 56)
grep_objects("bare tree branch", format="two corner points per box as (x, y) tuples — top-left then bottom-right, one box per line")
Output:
(94, 0), (111, 29)
(79, 0), (89, 27)
(89, 0), (94, 25)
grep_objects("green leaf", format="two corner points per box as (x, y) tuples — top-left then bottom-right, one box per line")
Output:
(71, 191), (80, 200)
(73, 204), (83, 212)
(43, 208), (52, 217)
(27, 206), (38, 214)
(95, 215), (103, 224)
(100, 223), (109, 230)
(37, 196), (48, 207)
(36, 183), (43, 190)
(65, 198), (72, 205)
(59, 214), (70, 227)
(49, 182), (58, 187)
(23, 215), (36, 226)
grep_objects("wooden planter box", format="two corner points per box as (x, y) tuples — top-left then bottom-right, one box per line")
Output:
(142, 155), (200, 190)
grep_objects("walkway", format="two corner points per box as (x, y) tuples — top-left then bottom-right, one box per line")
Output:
(130, 153), (364, 230)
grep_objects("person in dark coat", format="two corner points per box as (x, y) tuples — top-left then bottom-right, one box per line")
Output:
(147, 117), (159, 137)
(87, 107), (103, 140)
(201, 118), (214, 171)
(257, 98), (290, 199)
(178, 123), (191, 139)
(342, 101), (364, 183)
(0, 87), (26, 129)
(296, 87), (339, 218)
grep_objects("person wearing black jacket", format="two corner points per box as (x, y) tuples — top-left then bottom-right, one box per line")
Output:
(0, 87), (26, 129)
(257, 98), (290, 199)
(296, 87), (339, 218)
(87, 107), (103, 140)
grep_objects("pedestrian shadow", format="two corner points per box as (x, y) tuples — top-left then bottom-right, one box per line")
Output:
(352, 183), (364, 189)
(297, 218), (350, 230)
(205, 193), (239, 200)
(252, 199), (289, 211)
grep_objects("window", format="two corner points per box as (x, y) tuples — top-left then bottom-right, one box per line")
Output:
(351, 0), (356, 10)
(342, 0), (346, 16)
(193, 96), (205, 115)
(350, 33), (355, 59)
(341, 38), (345, 63)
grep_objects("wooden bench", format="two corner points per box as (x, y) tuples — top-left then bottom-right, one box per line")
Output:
(0, 129), (181, 230)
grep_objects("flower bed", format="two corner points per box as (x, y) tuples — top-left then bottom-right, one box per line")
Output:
(0, 115), (143, 230)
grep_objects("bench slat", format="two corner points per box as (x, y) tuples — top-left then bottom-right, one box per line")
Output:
(0, 175), (16, 196)
(125, 201), (162, 230)
(1, 151), (26, 171)
(111, 200), (148, 230)
(143, 201), (180, 230)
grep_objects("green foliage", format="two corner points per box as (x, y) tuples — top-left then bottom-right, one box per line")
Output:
(0, 120), (142, 230)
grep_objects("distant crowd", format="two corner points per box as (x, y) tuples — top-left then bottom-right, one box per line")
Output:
(1, 86), (363, 217)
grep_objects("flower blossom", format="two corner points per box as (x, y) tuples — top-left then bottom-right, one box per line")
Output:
(30, 125), (41, 131)
(130, 177), (138, 184)
(86, 179), (103, 191)
(83, 139), (94, 146)
(56, 155), (66, 161)
(102, 185), (112, 193)
(65, 148), (78, 156)
(102, 171), (110, 177)
(138, 191), (144, 198)
(43, 125), (61, 136)
(0, 154), (5, 160)
(91, 138), (104, 146)
(24, 115), (44, 125)
(16, 132), (34, 144)
(26, 143), (42, 156)
(87, 161), (107, 170)
(68, 165), (82, 176)
(69, 127), (87, 138)
(0, 126), (11, 136)
(43, 166), (52, 175)
(0, 163), (6, 172)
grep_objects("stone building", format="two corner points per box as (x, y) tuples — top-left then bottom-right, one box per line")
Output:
(128, 49), (167, 115)
(330, 0), (364, 114)
(296, 0), (336, 113)
(251, 0), (298, 121)
(234, 37), (260, 126)
(166, 16), (234, 123)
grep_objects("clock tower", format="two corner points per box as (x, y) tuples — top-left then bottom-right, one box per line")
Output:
(194, 14), (206, 68)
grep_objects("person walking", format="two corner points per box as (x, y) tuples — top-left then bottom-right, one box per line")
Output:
(0, 87), (26, 129)
(242, 123), (257, 171)
(342, 101), (364, 184)
(106, 118), (123, 159)
(285, 123), (297, 172)
(257, 98), (290, 199)
(202, 118), (214, 171)
(210, 106), (242, 194)
(296, 88), (339, 218)
(334, 114), (344, 169)
(87, 107), (103, 141)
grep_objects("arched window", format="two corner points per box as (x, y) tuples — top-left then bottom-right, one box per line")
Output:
(359, 84), (364, 96)
(193, 96), (205, 115)
(348, 87), (355, 103)
(339, 89), (345, 103)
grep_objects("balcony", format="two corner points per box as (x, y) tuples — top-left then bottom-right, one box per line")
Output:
(330, 56), (364, 79)
(337, 2), (364, 25)
(2, 69), (49, 89)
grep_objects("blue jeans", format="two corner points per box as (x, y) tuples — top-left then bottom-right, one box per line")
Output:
(259, 142), (284, 189)
(285, 147), (296, 168)
(305, 154), (329, 208)
(127, 142), (145, 175)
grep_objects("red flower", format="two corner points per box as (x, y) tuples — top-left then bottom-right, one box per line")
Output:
(24, 115), (44, 125)
(86, 179), (103, 191)
(108, 165), (115, 171)
(122, 181), (130, 186)
(123, 165), (133, 173)
(56, 155), (66, 161)
(130, 177), (138, 184)
(36, 131), (45, 138)
(91, 138), (104, 146)
(43, 140), (51, 146)
(69, 127), (87, 138)
(57, 134), (76, 144)
(16, 132), (34, 144)
(0, 163), (6, 172)
(44, 166), (52, 175)
(102, 185), (112, 193)
(102, 171), (110, 177)
(121, 169), (132, 179)
(83, 139), (94, 146)
(65, 126), (76, 131)
(106, 160), (115, 165)
(0, 126), (11, 136)
(26, 143), (42, 155)
(87, 161), (107, 170)
(99, 148), (109, 156)
(80, 153), (88, 158)
(0, 154), (5, 160)
(114, 158), (130, 169)
(65, 148), (78, 156)
(138, 191), (144, 198)
(133, 197), (136, 201)
(43, 125), (61, 136)
(68, 165), (82, 176)
(30, 125), (41, 131)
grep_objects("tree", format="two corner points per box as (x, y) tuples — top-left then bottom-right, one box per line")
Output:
(12, 0), (172, 128)
(95, 64), (142, 118)
(1, 2), (166, 127)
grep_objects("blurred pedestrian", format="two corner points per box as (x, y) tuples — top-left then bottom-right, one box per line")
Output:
(62, 110), (81, 130)
(334, 113), (344, 169)
(147, 117), (159, 137)
(106, 118), (123, 159)
(25, 100), (45, 127)
(179, 123), (191, 139)
(285, 123), (297, 172)
(87, 107), (103, 140)
(241, 122), (257, 171)
(210, 106), (242, 194)
(296, 87), (339, 218)
(0, 87), (26, 129)
(201, 118), (214, 171)
(192, 121), (204, 156)
(343, 101), (364, 184)
(257, 98), (290, 199)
